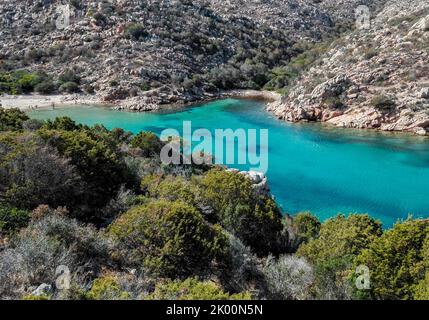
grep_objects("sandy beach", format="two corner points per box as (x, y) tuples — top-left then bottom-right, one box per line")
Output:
(0, 90), (282, 112)
(0, 94), (104, 110)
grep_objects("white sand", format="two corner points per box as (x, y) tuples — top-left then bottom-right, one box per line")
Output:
(0, 90), (281, 112)
(0, 94), (104, 110)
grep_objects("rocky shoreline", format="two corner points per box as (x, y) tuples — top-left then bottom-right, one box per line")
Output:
(266, 3), (429, 137)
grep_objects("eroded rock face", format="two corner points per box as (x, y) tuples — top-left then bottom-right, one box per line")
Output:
(268, 0), (429, 135)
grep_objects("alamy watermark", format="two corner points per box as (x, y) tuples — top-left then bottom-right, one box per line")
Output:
(355, 5), (371, 30)
(355, 265), (371, 290)
(159, 121), (269, 174)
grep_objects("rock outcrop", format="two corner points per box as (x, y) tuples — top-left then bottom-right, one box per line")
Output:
(268, 0), (429, 135)
(227, 169), (270, 197)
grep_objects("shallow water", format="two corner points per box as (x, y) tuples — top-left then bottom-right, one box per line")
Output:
(28, 99), (429, 227)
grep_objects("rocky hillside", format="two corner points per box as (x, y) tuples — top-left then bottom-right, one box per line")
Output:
(0, 0), (380, 110)
(268, 0), (429, 135)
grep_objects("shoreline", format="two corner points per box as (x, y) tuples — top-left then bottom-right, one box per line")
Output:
(0, 89), (282, 111)
(0, 94), (110, 111)
(2, 91), (427, 137)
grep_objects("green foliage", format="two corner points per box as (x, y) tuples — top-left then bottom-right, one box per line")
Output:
(58, 70), (80, 85)
(0, 205), (30, 235)
(146, 278), (251, 300)
(297, 214), (382, 299)
(34, 80), (57, 94)
(0, 108), (29, 131)
(141, 174), (199, 208)
(37, 128), (131, 215)
(414, 271), (429, 300)
(59, 81), (79, 93)
(124, 23), (148, 41)
(200, 168), (283, 255)
(298, 214), (382, 266)
(356, 219), (429, 300)
(264, 41), (330, 91)
(0, 70), (46, 94)
(292, 212), (321, 243)
(86, 276), (130, 300)
(130, 132), (164, 157)
(370, 95), (395, 110)
(22, 294), (50, 300)
(0, 131), (84, 210)
(43, 116), (83, 131)
(108, 199), (229, 278)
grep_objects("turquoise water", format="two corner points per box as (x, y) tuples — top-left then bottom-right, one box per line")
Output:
(28, 99), (429, 227)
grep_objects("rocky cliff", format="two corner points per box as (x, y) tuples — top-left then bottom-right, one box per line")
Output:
(267, 0), (429, 135)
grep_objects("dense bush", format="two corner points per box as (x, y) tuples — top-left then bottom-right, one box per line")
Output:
(0, 71), (46, 94)
(146, 278), (251, 300)
(86, 275), (131, 300)
(0, 133), (83, 210)
(124, 24), (148, 41)
(290, 212), (321, 245)
(0, 205), (30, 236)
(0, 108), (29, 131)
(297, 214), (382, 299)
(34, 80), (57, 94)
(37, 128), (132, 219)
(200, 168), (283, 255)
(59, 81), (79, 93)
(141, 174), (200, 208)
(130, 132), (164, 157)
(356, 219), (429, 300)
(108, 199), (229, 278)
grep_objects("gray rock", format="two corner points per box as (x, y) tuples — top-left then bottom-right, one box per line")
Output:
(31, 283), (52, 297)
(419, 88), (429, 99)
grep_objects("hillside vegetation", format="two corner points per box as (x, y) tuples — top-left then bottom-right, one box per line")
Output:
(0, 0), (383, 110)
(1, 108), (428, 300)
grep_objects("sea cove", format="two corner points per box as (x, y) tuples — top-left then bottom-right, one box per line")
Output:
(28, 98), (429, 227)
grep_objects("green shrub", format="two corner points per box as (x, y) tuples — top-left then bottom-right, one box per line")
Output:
(292, 212), (321, 243)
(370, 95), (395, 110)
(356, 219), (429, 300)
(124, 24), (148, 41)
(108, 199), (229, 278)
(141, 175), (199, 207)
(297, 214), (382, 299)
(34, 80), (57, 94)
(0, 108), (29, 131)
(59, 81), (79, 93)
(59, 70), (80, 84)
(22, 294), (50, 300)
(146, 278), (251, 300)
(86, 276), (130, 300)
(200, 168), (283, 255)
(0, 205), (30, 235)
(37, 129), (131, 216)
(43, 117), (83, 131)
(0, 71), (45, 94)
(130, 132), (164, 157)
